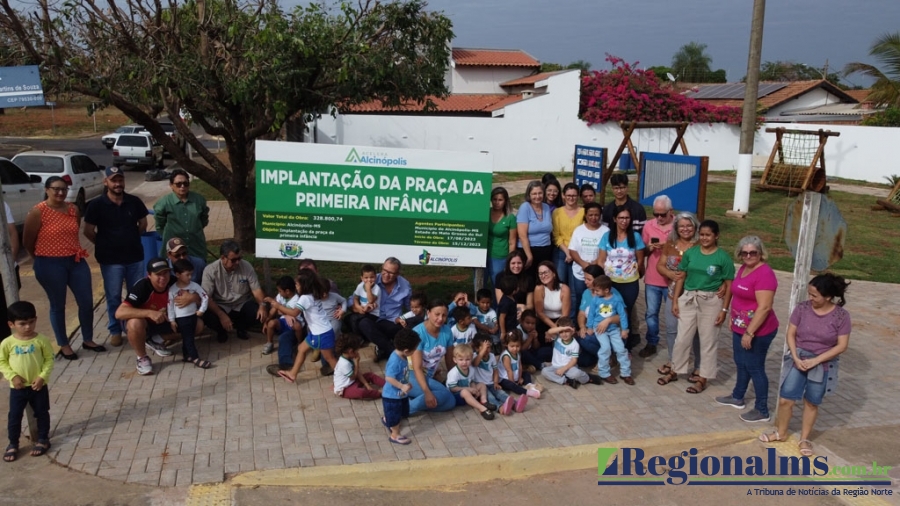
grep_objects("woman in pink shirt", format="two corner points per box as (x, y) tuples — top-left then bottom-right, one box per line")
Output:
(715, 236), (778, 423)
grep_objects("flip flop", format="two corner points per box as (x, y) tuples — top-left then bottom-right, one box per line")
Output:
(276, 370), (296, 383)
(389, 435), (411, 445)
(798, 439), (814, 456)
(30, 440), (50, 457)
(4, 445), (17, 462)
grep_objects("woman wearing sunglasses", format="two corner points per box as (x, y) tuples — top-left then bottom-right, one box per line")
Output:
(153, 169), (210, 274)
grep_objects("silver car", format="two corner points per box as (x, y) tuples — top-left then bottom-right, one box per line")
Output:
(12, 151), (105, 213)
(0, 157), (44, 225)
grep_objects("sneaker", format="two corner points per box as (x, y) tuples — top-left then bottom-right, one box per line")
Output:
(481, 409), (495, 421)
(588, 374), (603, 385)
(514, 395), (528, 413)
(565, 378), (581, 389)
(110, 334), (123, 347)
(715, 395), (746, 409)
(150, 334), (166, 345)
(499, 397), (515, 415)
(740, 409), (771, 423)
(526, 388), (541, 399)
(482, 401), (498, 412)
(145, 336), (173, 357)
(638, 345), (657, 358)
(266, 364), (289, 377)
(136, 356), (153, 375)
(261, 343), (274, 355)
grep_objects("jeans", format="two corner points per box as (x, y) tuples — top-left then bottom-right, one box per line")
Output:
(499, 372), (533, 395)
(575, 335), (600, 367)
(202, 300), (260, 338)
(33, 256), (94, 347)
(8, 386), (50, 446)
(644, 284), (667, 346)
(664, 296), (700, 370)
(596, 329), (631, 378)
(408, 375), (456, 414)
(357, 316), (406, 358)
(553, 247), (571, 286)
(731, 329), (777, 415)
(100, 261), (144, 336)
(486, 256), (507, 288)
(611, 280), (640, 350)
(521, 346), (552, 370)
(485, 384), (509, 406)
(175, 314), (199, 359)
(277, 329), (298, 368)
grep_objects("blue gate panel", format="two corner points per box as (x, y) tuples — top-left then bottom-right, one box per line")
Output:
(639, 152), (704, 215)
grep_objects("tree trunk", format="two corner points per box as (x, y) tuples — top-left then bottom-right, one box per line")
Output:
(229, 198), (257, 254)
(228, 155), (257, 253)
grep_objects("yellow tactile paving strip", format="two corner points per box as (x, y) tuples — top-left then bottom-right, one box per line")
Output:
(185, 483), (232, 506)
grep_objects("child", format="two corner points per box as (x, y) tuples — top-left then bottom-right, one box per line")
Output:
(167, 259), (211, 368)
(472, 333), (515, 415)
(473, 289), (499, 343)
(518, 309), (544, 372)
(588, 275), (634, 385)
(397, 292), (426, 328)
(496, 274), (519, 340)
(333, 334), (385, 399)
(498, 330), (541, 403)
(352, 264), (381, 318)
(277, 269), (339, 383)
(450, 305), (476, 346)
(540, 316), (600, 389)
(446, 344), (495, 420)
(382, 329), (421, 445)
(262, 276), (301, 356)
(0, 301), (54, 461)
(447, 291), (477, 326)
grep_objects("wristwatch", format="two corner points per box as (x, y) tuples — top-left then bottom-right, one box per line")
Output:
(745, 331), (755, 338)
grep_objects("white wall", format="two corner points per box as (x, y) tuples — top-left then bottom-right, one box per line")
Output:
(450, 66), (535, 94)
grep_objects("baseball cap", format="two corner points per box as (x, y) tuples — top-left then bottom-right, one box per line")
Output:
(147, 257), (171, 274)
(105, 166), (124, 179)
(166, 237), (187, 254)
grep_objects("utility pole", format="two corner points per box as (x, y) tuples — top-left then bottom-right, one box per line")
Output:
(729, 0), (766, 217)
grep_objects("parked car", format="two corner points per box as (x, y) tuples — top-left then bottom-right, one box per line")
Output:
(113, 134), (163, 169)
(12, 151), (105, 214)
(101, 124), (146, 149)
(0, 157), (44, 225)
(158, 119), (186, 156)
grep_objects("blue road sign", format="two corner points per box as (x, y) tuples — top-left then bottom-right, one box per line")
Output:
(0, 65), (45, 108)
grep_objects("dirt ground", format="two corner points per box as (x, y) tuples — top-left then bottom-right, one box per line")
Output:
(0, 102), (128, 137)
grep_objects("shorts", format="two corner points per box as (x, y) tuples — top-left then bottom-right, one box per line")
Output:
(780, 366), (827, 406)
(451, 391), (467, 407)
(305, 328), (335, 350)
(146, 320), (173, 337)
(276, 316), (296, 334)
(382, 396), (409, 428)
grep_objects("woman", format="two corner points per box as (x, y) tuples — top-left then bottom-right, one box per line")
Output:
(551, 183), (583, 288)
(23, 176), (103, 359)
(568, 202), (608, 317)
(661, 220), (734, 395)
(595, 205), (645, 347)
(544, 179), (563, 213)
(656, 212), (702, 381)
(516, 181), (553, 275)
(759, 274), (851, 457)
(487, 187), (517, 286)
(534, 261), (571, 343)
(579, 184), (596, 206)
(495, 250), (535, 317)
(716, 236), (779, 423)
(409, 299), (457, 414)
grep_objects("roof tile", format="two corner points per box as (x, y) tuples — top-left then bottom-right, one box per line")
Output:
(343, 94), (526, 114)
(500, 71), (564, 87)
(452, 48), (540, 67)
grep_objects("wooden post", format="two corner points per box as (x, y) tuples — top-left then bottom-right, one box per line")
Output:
(697, 157), (709, 222)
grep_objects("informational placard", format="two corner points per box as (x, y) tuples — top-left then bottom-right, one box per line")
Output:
(574, 145), (605, 192)
(0, 65), (45, 108)
(255, 141), (493, 267)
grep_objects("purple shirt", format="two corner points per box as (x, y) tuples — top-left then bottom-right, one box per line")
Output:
(789, 301), (852, 355)
(730, 264), (779, 337)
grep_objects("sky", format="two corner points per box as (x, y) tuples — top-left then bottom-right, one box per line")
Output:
(417, 0), (900, 86)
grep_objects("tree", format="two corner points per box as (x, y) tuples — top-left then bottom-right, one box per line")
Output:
(647, 66), (674, 82)
(671, 42), (713, 83)
(844, 32), (900, 107)
(0, 0), (453, 251)
(540, 60), (592, 74)
(756, 61), (843, 85)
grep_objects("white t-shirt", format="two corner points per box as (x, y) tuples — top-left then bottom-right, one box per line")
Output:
(354, 281), (382, 317)
(551, 337), (580, 369)
(568, 223), (609, 280)
(450, 323), (476, 346)
(167, 281), (209, 320)
(446, 365), (474, 389)
(299, 294), (331, 335)
(475, 308), (497, 332)
(473, 351), (497, 385)
(333, 356), (355, 394)
(275, 292), (301, 327)
(498, 350), (521, 382)
(322, 291), (347, 335)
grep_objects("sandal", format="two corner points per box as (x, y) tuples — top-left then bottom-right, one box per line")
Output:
(657, 364), (673, 375)
(31, 440), (50, 457)
(688, 370), (701, 383)
(798, 439), (813, 456)
(686, 378), (707, 394)
(758, 430), (783, 443)
(657, 371), (678, 386)
(186, 357), (211, 369)
(276, 370), (296, 383)
(389, 435), (411, 445)
(4, 445), (17, 462)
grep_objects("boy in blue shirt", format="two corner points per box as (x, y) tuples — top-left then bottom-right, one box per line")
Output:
(381, 329), (421, 445)
(587, 276), (635, 385)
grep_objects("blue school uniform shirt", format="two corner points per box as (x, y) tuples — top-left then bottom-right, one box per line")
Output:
(587, 290), (629, 332)
(413, 322), (454, 378)
(382, 352), (409, 399)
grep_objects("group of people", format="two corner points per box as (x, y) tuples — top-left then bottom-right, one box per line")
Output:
(0, 168), (853, 459)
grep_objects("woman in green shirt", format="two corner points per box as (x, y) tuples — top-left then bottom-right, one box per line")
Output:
(661, 220), (733, 394)
(487, 187), (517, 287)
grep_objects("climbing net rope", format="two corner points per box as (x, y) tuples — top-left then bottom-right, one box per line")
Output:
(765, 132), (820, 189)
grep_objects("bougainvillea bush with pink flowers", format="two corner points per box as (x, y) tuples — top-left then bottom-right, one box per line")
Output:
(579, 55), (744, 126)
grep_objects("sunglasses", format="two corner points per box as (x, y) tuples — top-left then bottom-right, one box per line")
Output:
(739, 251), (760, 258)
(653, 212), (669, 218)
(173, 181), (190, 188)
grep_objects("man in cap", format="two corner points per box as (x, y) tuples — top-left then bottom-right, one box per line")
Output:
(165, 237), (206, 283)
(116, 258), (204, 375)
(202, 239), (267, 342)
(83, 166), (148, 347)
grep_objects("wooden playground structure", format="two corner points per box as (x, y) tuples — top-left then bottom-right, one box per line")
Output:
(757, 127), (840, 194)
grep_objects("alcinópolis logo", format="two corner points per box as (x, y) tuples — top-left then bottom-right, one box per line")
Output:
(597, 447), (892, 489)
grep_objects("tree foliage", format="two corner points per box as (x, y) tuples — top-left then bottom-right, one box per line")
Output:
(755, 61), (842, 85)
(540, 60), (592, 74)
(0, 0), (453, 250)
(670, 41), (721, 83)
(844, 32), (900, 107)
(579, 56), (743, 126)
(861, 106), (900, 127)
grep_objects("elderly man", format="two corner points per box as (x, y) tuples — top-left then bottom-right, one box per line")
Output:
(83, 166), (148, 347)
(164, 237), (206, 283)
(350, 257), (418, 362)
(154, 169), (209, 273)
(639, 195), (674, 358)
(116, 258), (203, 375)
(201, 240), (267, 342)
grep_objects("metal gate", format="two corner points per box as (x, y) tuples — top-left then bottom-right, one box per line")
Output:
(638, 152), (709, 220)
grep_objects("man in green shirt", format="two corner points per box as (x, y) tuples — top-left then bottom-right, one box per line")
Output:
(153, 169), (210, 271)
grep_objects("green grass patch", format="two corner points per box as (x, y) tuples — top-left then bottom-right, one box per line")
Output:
(189, 178), (226, 201)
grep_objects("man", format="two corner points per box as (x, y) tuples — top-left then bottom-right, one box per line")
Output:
(116, 258), (202, 375)
(153, 169), (209, 272)
(164, 237), (206, 283)
(83, 166), (148, 347)
(201, 240), (267, 342)
(601, 173), (647, 234)
(0, 202), (20, 341)
(349, 257), (418, 362)
(639, 195), (674, 358)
